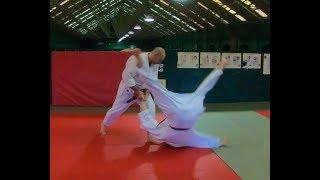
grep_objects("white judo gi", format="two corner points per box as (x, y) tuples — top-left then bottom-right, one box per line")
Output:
(137, 68), (224, 148)
(102, 52), (159, 128)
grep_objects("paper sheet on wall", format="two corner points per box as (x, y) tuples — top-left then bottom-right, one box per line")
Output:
(221, 53), (242, 69)
(200, 52), (221, 68)
(242, 53), (261, 69)
(177, 52), (199, 68)
(263, 53), (270, 75)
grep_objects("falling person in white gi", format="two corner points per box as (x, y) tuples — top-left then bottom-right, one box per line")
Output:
(136, 58), (228, 148)
(100, 47), (166, 135)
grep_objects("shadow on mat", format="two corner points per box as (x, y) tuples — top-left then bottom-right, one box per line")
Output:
(59, 134), (213, 180)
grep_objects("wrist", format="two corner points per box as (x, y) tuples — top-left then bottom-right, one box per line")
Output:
(139, 102), (147, 111)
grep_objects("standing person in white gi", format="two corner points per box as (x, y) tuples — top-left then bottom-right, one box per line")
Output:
(135, 58), (229, 148)
(100, 47), (166, 135)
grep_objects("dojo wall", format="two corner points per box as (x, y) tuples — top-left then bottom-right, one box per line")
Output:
(158, 50), (269, 103)
(50, 23), (269, 105)
(51, 50), (269, 105)
(51, 51), (130, 106)
(156, 24), (270, 103)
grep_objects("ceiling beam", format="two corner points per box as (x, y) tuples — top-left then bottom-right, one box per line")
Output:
(168, 0), (215, 29)
(192, 1), (229, 26)
(232, 0), (269, 21)
(58, 0), (100, 39)
(86, 0), (116, 38)
(149, 0), (203, 31)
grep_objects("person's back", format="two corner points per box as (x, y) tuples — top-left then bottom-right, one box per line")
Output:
(136, 58), (229, 148)
(121, 52), (158, 89)
(136, 68), (206, 129)
(138, 108), (222, 148)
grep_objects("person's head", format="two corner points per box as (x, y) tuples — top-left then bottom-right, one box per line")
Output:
(148, 47), (166, 64)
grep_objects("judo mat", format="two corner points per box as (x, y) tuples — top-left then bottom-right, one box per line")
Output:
(50, 113), (240, 180)
(255, 110), (270, 118)
(195, 111), (270, 180)
(50, 104), (269, 180)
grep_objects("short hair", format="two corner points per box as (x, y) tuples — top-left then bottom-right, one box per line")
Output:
(152, 47), (166, 60)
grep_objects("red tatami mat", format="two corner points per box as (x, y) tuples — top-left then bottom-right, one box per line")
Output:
(50, 113), (240, 180)
(255, 110), (270, 118)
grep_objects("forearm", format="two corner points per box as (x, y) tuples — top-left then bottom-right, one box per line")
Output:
(122, 56), (138, 87)
(139, 101), (148, 111)
(121, 48), (141, 53)
(121, 48), (143, 67)
(121, 48), (133, 52)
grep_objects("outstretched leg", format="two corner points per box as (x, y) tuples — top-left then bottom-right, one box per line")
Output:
(193, 58), (228, 99)
(137, 70), (181, 116)
(165, 129), (224, 148)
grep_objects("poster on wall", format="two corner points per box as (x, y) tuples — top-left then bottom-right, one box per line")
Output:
(263, 53), (270, 75)
(242, 53), (261, 69)
(221, 53), (242, 69)
(199, 52), (221, 68)
(177, 52), (199, 68)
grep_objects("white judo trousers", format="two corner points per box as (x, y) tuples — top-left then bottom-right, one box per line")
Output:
(137, 68), (224, 148)
(102, 53), (158, 128)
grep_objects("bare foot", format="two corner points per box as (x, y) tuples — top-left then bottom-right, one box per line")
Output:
(100, 123), (107, 136)
(219, 136), (228, 147)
